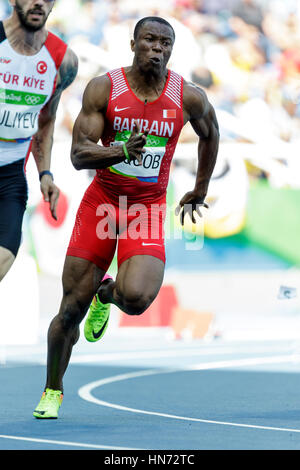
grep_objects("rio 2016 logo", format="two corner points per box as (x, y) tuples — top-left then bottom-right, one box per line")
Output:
(36, 61), (47, 74)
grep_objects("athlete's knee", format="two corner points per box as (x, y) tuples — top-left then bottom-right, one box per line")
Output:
(118, 285), (156, 316)
(59, 293), (87, 330)
(60, 262), (97, 329)
(0, 265), (11, 282)
(0, 247), (15, 281)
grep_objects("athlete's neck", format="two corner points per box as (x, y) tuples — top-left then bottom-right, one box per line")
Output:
(125, 65), (168, 102)
(3, 16), (47, 56)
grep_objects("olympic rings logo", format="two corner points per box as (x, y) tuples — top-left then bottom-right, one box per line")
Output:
(147, 137), (161, 146)
(120, 133), (161, 147)
(25, 95), (41, 105)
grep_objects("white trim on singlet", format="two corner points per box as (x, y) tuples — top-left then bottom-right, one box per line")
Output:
(164, 70), (182, 108)
(110, 68), (129, 101)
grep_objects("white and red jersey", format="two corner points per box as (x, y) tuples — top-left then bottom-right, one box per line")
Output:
(0, 21), (67, 166)
(98, 67), (184, 204)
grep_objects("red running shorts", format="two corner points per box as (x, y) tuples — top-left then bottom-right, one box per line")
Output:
(67, 177), (166, 271)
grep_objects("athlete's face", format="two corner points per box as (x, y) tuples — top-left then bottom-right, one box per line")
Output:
(12, 0), (55, 32)
(131, 22), (174, 76)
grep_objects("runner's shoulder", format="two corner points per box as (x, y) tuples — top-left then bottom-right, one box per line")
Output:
(57, 47), (78, 91)
(61, 47), (78, 69)
(83, 74), (111, 112)
(182, 80), (209, 119)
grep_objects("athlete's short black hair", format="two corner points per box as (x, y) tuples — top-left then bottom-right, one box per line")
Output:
(133, 16), (175, 42)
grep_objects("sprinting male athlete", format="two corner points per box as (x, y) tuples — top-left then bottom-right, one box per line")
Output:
(0, 0), (78, 281)
(33, 16), (219, 418)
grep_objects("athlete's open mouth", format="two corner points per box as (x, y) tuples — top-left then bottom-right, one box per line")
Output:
(149, 57), (161, 65)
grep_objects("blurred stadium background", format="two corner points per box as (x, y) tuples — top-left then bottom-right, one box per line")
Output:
(1, 0), (300, 356)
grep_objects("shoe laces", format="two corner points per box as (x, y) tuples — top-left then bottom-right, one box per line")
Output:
(90, 295), (108, 321)
(44, 388), (62, 401)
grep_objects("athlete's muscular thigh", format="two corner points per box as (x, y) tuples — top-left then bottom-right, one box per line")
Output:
(115, 255), (165, 314)
(59, 256), (105, 325)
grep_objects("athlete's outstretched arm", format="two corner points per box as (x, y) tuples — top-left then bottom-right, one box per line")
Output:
(32, 47), (78, 219)
(71, 75), (147, 170)
(176, 82), (219, 224)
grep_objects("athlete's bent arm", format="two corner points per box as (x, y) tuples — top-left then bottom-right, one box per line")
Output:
(71, 75), (147, 170)
(176, 83), (220, 224)
(32, 48), (78, 219)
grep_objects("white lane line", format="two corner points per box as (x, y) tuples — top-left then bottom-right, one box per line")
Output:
(70, 348), (225, 363)
(69, 347), (296, 364)
(79, 354), (300, 434)
(0, 434), (140, 450)
(187, 354), (300, 370)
